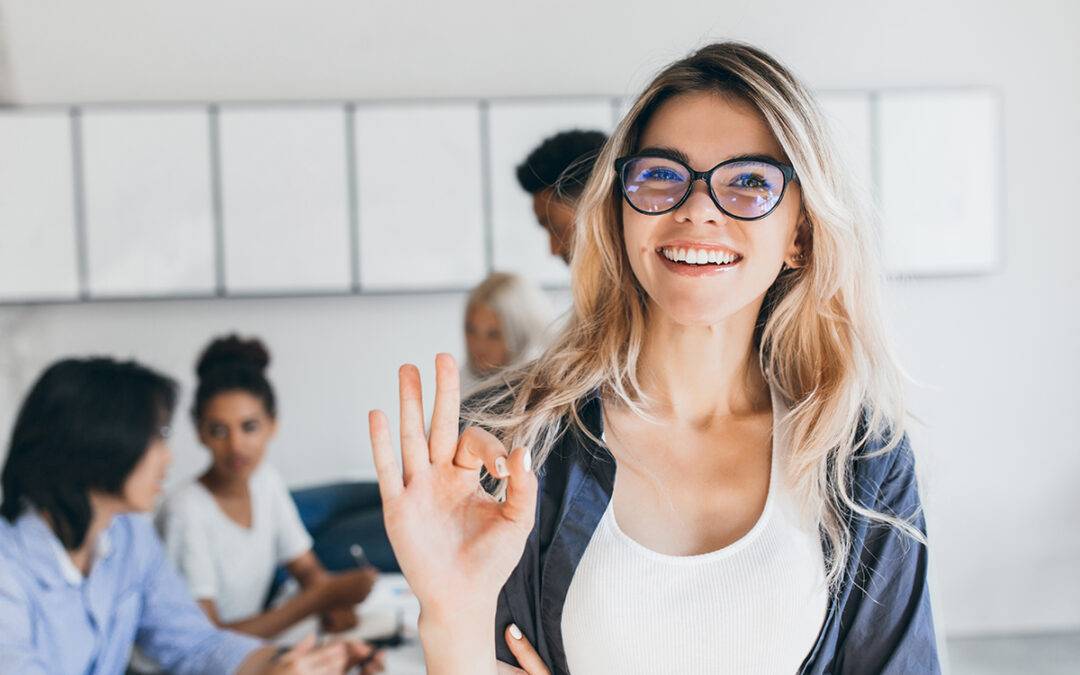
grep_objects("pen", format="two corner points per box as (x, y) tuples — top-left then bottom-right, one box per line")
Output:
(349, 543), (369, 569)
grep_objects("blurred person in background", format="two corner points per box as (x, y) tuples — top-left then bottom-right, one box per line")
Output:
(0, 357), (379, 674)
(464, 272), (555, 390)
(158, 335), (389, 641)
(517, 129), (608, 264)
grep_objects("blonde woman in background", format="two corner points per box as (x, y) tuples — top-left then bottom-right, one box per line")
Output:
(463, 272), (555, 388)
(370, 42), (940, 675)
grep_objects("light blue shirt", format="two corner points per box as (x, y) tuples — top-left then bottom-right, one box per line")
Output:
(0, 509), (263, 674)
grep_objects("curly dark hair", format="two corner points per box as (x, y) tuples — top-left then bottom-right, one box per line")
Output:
(515, 129), (608, 200)
(191, 334), (276, 423)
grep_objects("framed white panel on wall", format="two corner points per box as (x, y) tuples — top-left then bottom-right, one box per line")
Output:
(488, 99), (615, 286)
(877, 89), (1001, 275)
(81, 107), (216, 297)
(219, 105), (352, 294)
(354, 103), (486, 291)
(0, 110), (79, 301)
(816, 92), (874, 197)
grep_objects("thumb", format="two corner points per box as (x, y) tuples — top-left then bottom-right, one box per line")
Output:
(504, 623), (550, 675)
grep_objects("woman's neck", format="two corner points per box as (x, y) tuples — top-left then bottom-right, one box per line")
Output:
(637, 299), (770, 427)
(51, 494), (118, 576)
(199, 467), (250, 499)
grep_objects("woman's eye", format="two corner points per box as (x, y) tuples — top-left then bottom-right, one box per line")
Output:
(242, 421), (260, 434)
(639, 167), (684, 183)
(730, 173), (771, 190)
(209, 425), (227, 439)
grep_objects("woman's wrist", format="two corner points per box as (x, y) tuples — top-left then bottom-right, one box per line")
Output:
(417, 604), (498, 675)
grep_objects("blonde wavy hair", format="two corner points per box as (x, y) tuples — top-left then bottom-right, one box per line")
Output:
(464, 41), (924, 594)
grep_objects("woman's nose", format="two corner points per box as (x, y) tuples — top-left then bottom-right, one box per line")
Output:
(675, 180), (725, 226)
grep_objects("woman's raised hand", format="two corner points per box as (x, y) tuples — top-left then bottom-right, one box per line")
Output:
(367, 354), (537, 625)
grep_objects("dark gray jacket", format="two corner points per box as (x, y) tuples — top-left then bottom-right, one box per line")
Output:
(493, 392), (941, 674)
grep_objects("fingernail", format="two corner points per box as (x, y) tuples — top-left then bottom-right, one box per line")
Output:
(509, 623), (523, 640)
(522, 450), (532, 473)
(495, 456), (509, 478)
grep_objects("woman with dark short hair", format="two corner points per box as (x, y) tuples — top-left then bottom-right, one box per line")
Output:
(0, 357), (379, 674)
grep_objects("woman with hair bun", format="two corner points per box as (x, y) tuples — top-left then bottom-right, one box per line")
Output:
(158, 335), (381, 644)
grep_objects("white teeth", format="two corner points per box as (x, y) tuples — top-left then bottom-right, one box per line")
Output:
(660, 247), (739, 266)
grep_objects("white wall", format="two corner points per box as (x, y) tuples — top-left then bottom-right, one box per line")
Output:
(1, 0), (1078, 639)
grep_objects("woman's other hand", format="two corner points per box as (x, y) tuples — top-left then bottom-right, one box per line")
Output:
(316, 567), (378, 609)
(495, 624), (551, 675)
(318, 605), (359, 633)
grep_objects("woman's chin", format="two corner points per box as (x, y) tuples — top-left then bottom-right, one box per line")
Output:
(123, 487), (163, 513)
(120, 498), (155, 514)
(650, 298), (747, 329)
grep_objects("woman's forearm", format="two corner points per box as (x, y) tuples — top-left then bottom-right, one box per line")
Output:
(417, 606), (499, 675)
(222, 585), (329, 638)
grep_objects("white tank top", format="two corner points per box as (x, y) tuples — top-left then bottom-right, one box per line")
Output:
(562, 391), (829, 674)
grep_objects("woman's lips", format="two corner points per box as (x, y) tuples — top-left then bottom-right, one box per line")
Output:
(656, 249), (742, 276)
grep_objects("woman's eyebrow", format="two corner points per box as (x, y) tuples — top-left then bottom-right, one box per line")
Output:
(636, 145), (693, 165)
(637, 145), (786, 167)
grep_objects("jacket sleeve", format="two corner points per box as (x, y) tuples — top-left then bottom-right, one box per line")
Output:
(840, 436), (942, 675)
(132, 518), (264, 674)
(494, 521), (544, 669)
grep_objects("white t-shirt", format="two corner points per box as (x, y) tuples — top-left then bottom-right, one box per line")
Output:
(157, 464), (313, 623)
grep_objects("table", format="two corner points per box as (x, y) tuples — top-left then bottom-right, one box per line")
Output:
(275, 573), (426, 674)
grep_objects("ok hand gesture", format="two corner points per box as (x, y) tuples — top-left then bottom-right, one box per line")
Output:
(367, 354), (537, 623)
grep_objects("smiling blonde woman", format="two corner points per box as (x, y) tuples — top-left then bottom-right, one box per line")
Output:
(368, 41), (939, 675)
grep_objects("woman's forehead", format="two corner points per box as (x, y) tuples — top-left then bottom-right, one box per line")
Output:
(638, 92), (787, 167)
(205, 390), (265, 416)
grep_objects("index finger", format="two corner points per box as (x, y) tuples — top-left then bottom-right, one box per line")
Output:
(428, 353), (461, 464)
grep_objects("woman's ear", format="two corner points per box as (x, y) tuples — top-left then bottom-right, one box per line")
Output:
(785, 215), (812, 269)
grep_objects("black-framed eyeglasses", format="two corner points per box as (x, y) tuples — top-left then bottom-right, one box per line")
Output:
(615, 151), (798, 221)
